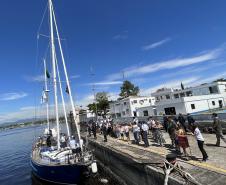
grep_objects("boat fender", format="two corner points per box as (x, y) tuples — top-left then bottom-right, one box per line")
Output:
(91, 161), (98, 173)
(100, 178), (108, 184)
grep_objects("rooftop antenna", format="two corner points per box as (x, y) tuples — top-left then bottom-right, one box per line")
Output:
(122, 70), (125, 81)
(90, 66), (98, 121)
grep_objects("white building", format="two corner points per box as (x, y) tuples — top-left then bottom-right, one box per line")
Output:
(151, 81), (226, 115)
(79, 109), (95, 122)
(109, 96), (155, 118)
(136, 105), (157, 117)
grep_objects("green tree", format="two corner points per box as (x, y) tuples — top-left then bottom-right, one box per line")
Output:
(87, 92), (109, 116)
(119, 80), (139, 99)
(87, 103), (97, 114)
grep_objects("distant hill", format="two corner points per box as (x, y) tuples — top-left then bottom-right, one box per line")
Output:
(0, 118), (37, 127)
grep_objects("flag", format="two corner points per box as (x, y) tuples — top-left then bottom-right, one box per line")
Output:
(41, 90), (48, 103)
(66, 85), (69, 94)
(181, 82), (184, 90)
(46, 70), (50, 79)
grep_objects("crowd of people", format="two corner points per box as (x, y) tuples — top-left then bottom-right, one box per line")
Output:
(42, 130), (84, 154)
(86, 113), (226, 162)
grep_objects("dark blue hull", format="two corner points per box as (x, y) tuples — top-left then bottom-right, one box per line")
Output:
(30, 159), (90, 184)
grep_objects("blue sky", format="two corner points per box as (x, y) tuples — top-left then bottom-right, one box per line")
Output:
(1, 0), (226, 123)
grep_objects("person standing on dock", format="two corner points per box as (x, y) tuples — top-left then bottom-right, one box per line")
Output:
(141, 121), (149, 147)
(212, 113), (226, 146)
(87, 121), (92, 137)
(167, 117), (177, 148)
(91, 120), (97, 139)
(102, 120), (108, 142)
(163, 114), (168, 132)
(124, 124), (130, 143)
(192, 123), (208, 161)
(148, 116), (157, 140)
(132, 122), (140, 145)
(153, 121), (165, 146)
(177, 125), (189, 157)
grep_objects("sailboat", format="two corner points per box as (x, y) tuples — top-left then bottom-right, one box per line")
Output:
(30, 0), (97, 184)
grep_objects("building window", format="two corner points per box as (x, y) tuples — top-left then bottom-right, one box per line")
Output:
(186, 91), (192, 96)
(143, 110), (149, 116)
(191, 104), (195, 109)
(122, 111), (126, 115)
(139, 100), (144, 104)
(209, 86), (218, 94)
(212, 101), (215, 106)
(219, 100), (223, 108)
(149, 99), (152, 103)
(180, 93), (185, 97)
(160, 96), (163, 99)
(124, 102), (127, 105)
(156, 97), (160, 101)
(116, 113), (121, 117)
(133, 100), (137, 104)
(133, 111), (137, 117)
(166, 95), (170, 99)
(116, 103), (120, 106)
(174, 94), (179, 99)
(126, 109), (129, 113)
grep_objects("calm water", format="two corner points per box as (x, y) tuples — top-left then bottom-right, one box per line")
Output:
(0, 125), (122, 185)
(0, 125), (43, 185)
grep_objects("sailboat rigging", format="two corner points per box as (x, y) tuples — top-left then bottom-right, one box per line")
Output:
(30, 1), (97, 184)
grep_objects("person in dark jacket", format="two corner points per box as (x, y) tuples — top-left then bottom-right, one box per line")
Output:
(187, 113), (195, 131)
(102, 122), (108, 142)
(163, 114), (168, 132)
(178, 113), (187, 132)
(91, 120), (97, 139)
(212, 113), (226, 146)
(87, 121), (92, 137)
(167, 117), (177, 147)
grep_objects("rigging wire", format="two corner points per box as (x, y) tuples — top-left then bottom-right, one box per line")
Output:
(33, 1), (48, 138)
(37, 3), (48, 37)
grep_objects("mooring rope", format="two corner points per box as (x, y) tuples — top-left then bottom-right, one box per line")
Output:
(163, 160), (202, 185)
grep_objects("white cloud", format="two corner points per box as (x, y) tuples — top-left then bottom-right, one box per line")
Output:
(142, 37), (171, 50)
(0, 92), (28, 101)
(141, 77), (200, 95)
(0, 101), (81, 124)
(192, 71), (226, 86)
(141, 69), (226, 96)
(107, 46), (224, 81)
(86, 81), (123, 86)
(24, 75), (45, 82)
(71, 75), (80, 79)
(113, 31), (128, 40)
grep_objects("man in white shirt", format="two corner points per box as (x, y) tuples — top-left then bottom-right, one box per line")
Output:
(142, 122), (149, 147)
(124, 124), (130, 142)
(60, 134), (67, 148)
(69, 136), (77, 149)
(193, 124), (208, 161)
(132, 123), (139, 144)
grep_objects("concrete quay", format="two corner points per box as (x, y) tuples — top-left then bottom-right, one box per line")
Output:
(84, 132), (226, 185)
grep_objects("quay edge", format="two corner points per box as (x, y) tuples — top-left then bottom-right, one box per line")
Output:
(84, 134), (226, 185)
(86, 137), (184, 185)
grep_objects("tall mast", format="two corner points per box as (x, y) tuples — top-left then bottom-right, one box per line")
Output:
(49, 0), (60, 149)
(44, 59), (50, 131)
(51, 5), (83, 151)
(55, 55), (71, 137)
